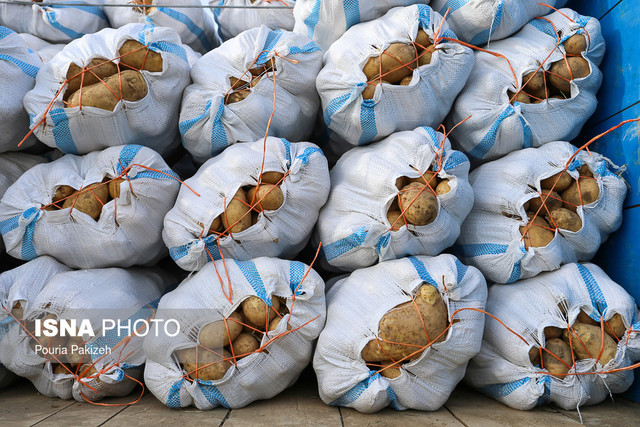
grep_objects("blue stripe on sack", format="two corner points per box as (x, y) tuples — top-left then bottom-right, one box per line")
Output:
(519, 116), (533, 148)
(482, 377), (530, 399)
(0, 26), (14, 40)
(0, 315), (17, 343)
(506, 260), (522, 284)
(0, 215), (20, 235)
(323, 93), (351, 128)
(203, 238), (222, 262)
(147, 41), (188, 63)
(20, 207), (40, 261)
(529, 17), (557, 39)
(457, 243), (508, 257)
(281, 138), (292, 166)
(322, 226), (368, 261)
(44, 11), (84, 39)
(117, 145), (143, 172)
(303, 0), (322, 39)
(468, 105), (514, 159)
(343, 0), (361, 29)
(214, 0), (224, 19)
(0, 54), (40, 78)
(198, 382), (230, 408)
(211, 98), (228, 156)
(576, 264), (608, 319)
(295, 147), (322, 165)
(358, 100), (377, 145)
(48, 2), (107, 19)
(387, 386), (400, 410)
(469, 0), (504, 46)
(408, 256), (439, 287)
(421, 126), (439, 146)
(289, 260), (306, 295)
(536, 375), (552, 406)
(330, 372), (381, 407)
(157, 7), (212, 51)
(179, 100), (212, 136)
(455, 258), (469, 284)
(417, 3), (432, 28)
(288, 42), (321, 55)
(49, 108), (78, 154)
(169, 243), (190, 261)
(256, 29), (283, 66)
(234, 260), (269, 304)
(441, 0), (469, 14)
(166, 378), (183, 408)
(133, 169), (179, 181)
(376, 233), (390, 255)
(594, 161), (617, 179)
(443, 151), (468, 170)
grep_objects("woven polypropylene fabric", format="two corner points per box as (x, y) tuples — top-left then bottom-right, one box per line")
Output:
(215, 0), (295, 42)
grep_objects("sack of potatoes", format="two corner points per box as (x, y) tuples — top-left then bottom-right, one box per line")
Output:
(0, 256), (71, 389)
(0, 27), (44, 153)
(315, 127), (473, 272)
(466, 263), (640, 410)
(214, 0), (295, 42)
(0, 261), (174, 402)
(456, 141), (626, 284)
(163, 137), (330, 271)
(314, 255), (487, 413)
(144, 257), (326, 409)
(0, 0), (108, 43)
(0, 145), (181, 269)
(316, 4), (474, 156)
(179, 26), (322, 163)
(18, 33), (65, 65)
(23, 23), (199, 156)
(447, 8), (604, 161)
(430, 0), (568, 46)
(293, 0), (429, 51)
(104, 0), (218, 53)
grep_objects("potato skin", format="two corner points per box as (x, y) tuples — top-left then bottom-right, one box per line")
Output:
(546, 208), (582, 232)
(528, 190), (562, 213)
(414, 29), (432, 49)
(231, 333), (260, 358)
(408, 171), (439, 190)
(222, 188), (251, 233)
(260, 171), (284, 185)
(246, 184), (284, 212)
(562, 178), (599, 208)
(65, 57), (118, 100)
(543, 338), (573, 378)
(562, 322), (617, 365)
(387, 210), (404, 231)
(544, 326), (563, 340)
(199, 311), (244, 348)
(435, 180), (451, 195)
(564, 34), (587, 55)
(178, 348), (232, 381)
(241, 296), (280, 327)
(62, 182), (109, 220)
(520, 222), (554, 249)
(606, 313), (626, 340)
(68, 70), (148, 110)
(540, 171), (573, 192)
(522, 71), (545, 92)
(108, 178), (125, 199)
(399, 182), (438, 226)
(549, 57), (590, 92)
(118, 39), (163, 72)
(363, 43), (416, 84)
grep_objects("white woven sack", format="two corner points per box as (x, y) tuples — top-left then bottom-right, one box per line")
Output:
(430, 0), (567, 46)
(104, 0), (217, 53)
(466, 263), (640, 410)
(315, 127), (474, 272)
(144, 257), (326, 409)
(0, 0), (108, 43)
(0, 145), (181, 268)
(23, 23), (199, 156)
(314, 255), (487, 413)
(0, 256), (71, 388)
(0, 27), (43, 153)
(0, 266), (173, 401)
(18, 33), (65, 64)
(316, 5), (474, 152)
(293, 0), (429, 51)
(213, 0), (295, 41)
(164, 137), (330, 271)
(179, 26), (322, 164)
(447, 8), (604, 161)
(456, 141), (626, 284)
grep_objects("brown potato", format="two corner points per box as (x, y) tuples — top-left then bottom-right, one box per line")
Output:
(520, 223), (554, 249)
(231, 333), (260, 358)
(544, 326), (563, 340)
(179, 348), (232, 381)
(562, 178), (599, 208)
(576, 309), (599, 326)
(395, 176), (408, 190)
(229, 76), (249, 91)
(260, 171), (284, 185)
(199, 311), (244, 348)
(408, 170), (439, 190)
(11, 301), (23, 320)
(606, 313), (626, 340)
(414, 29), (432, 49)
(399, 76), (412, 86)
(79, 364), (99, 379)
(65, 57), (118, 100)
(526, 211), (551, 228)
(108, 178), (125, 199)
(578, 164), (593, 177)
(222, 188), (251, 233)
(68, 70), (148, 110)
(435, 180), (451, 195)
(529, 346), (541, 366)
(387, 210), (404, 231)
(508, 90), (531, 104)
(225, 90), (250, 105)
(118, 40), (163, 72)
(62, 182), (109, 220)
(208, 216), (222, 235)
(53, 185), (76, 204)
(540, 171), (573, 192)
(372, 43), (417, 84)
(418, 46), (434, 67)
(548, 57), (590, 92)
(563, 322), (617, 365)
(53, 364), (71, 375)
(268, 316), (292, 332)
(242, 318), (264, 334)
(380, 364), (402, 379)
(399, 183), (438, 226)
(246, 184), (284, 212)
(241, 296), (280, 327)
(564, 34), (587, 55)
(546, 208), (582, 232)
(522, 71), (545, 92)
(528, 190), (562, 213)
(543, 338), (573, 378)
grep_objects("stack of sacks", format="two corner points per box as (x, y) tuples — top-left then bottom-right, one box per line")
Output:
(213, 0), (295, 41)
(18, 33), (65, 64)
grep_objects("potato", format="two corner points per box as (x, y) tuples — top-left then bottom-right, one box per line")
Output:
(231, 333), (260, 358)
(562, 177), (599, 208)
(11, 301), (23, 320)
(68, 70), (148, 110)
(528, 190), (561, 213)
(606, 313), (626, 340)
(66, 336), (90, 365)
(529, 346), (541, 367)
(399, 76), (412, 86)
(545, 326), (563, 340)
(520, 223), (554, 249)
(108, 178), (125, 199)
(522, 71), (545, 92)
(408, 170), (439, 190)
(362, 80), (391, 100)
(249, 57), (276, 76)
(118, 40), (163, 72)
(79, 364), (99, 379)
(53, 364), (71, 375)
(53, 185), (76, 204)
(563, 322), (617, 364)
(65, 57), (118, 100)
(548, 57), (590, 92)
(222, 188), (251, 233)
(365, 43), (416, 84)
(180, 348), (232, 381)
(365, 284), (448, 361)
(578, 164), (593, 177)
(414, 29), (432, 49)
(399, 182), (438, 226)
(540, 171), (573, 192)
(260, 171), (284, 185)
(543, 338), (573, 378)
(576, 309), (599, 326)
(243, 319), (264, 334)
(199, 311), (244, 348)
(225, 90), (250, 104)
(546, 208), (582, 232)
(435, 180), (451, 196)
(508, 90), (531, 104)
(229, 76), (249, 91)
(209, 216), (222, 234)
(380, 364), (402, 379)
(241, 296), (280, 327)
(526, 211), (551, 228)
(62, 182), (109, 220)
(387, 210), (404, 231)
(564, 34), (587, 55)
(395, 176), (408, 190)
(246, 184), (284, 212)
(268, 316), (292, 332)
